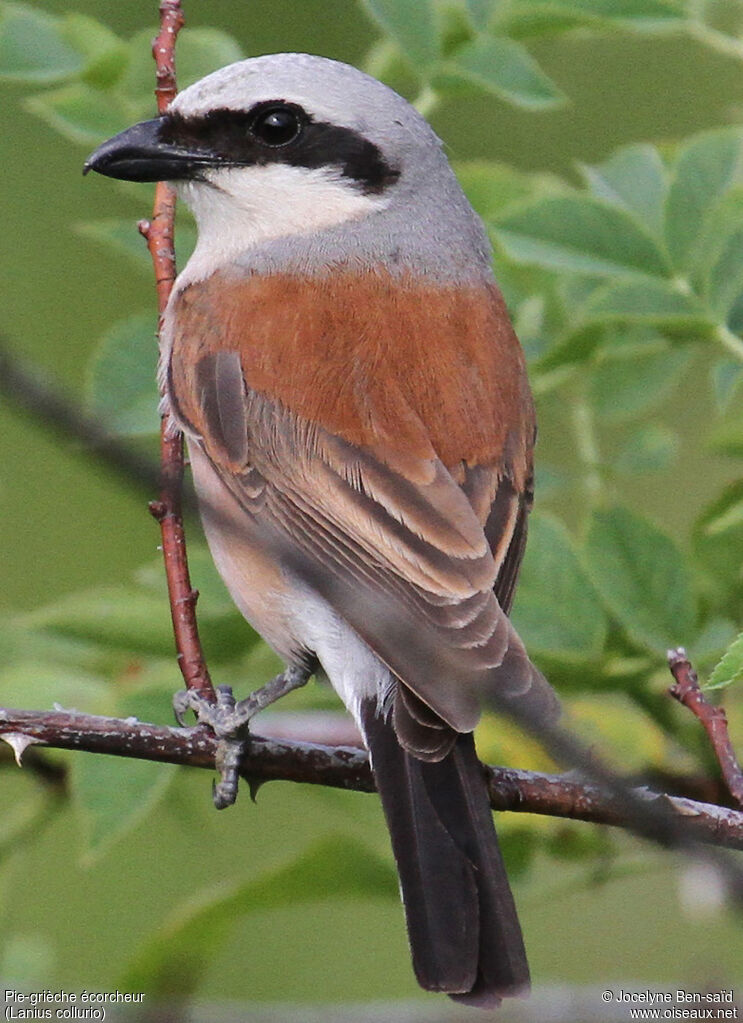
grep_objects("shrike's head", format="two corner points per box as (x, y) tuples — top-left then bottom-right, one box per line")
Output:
(85, 53), (491, 283)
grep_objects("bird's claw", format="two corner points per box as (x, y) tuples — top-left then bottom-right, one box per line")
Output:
(172, 684), (247, 736)
(172, 667), (311, 810)
(212, 735), (245, 809)
(172, 688), (195, 727)
(172, 684), (252, 810)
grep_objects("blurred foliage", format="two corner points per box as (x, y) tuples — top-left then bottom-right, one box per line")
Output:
(1, 0), (743, 1005)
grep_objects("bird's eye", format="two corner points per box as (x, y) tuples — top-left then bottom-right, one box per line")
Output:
(251, 106), (302, 147)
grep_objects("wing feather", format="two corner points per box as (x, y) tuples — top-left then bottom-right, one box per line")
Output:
(189, 356), (558, 734)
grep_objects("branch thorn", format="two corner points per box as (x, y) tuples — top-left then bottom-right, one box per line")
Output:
(1, 732), (43, 766)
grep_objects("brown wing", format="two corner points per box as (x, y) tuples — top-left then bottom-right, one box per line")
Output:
(459, 462), (534, 615)
(167, 270), (559, 749)
(182, 362), (557, 742)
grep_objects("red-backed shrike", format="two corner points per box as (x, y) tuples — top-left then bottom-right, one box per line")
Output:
(86, 53), (559, 1007)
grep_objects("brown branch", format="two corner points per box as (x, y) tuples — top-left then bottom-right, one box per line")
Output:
(152, 1), (184, 121)
(2, 706), (743, 851)
(668, 647), (743, 808)
(136, 0), (215, 703)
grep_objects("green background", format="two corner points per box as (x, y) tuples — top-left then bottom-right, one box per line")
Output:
(2, 0), (743, 1016)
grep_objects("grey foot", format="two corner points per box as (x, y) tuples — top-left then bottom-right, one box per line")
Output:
(173, 666), (310, 809)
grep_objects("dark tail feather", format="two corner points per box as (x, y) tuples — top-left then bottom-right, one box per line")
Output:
(360, 700), (530, 1007)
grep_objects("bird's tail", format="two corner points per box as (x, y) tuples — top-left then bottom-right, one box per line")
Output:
(360, 700), (530, 1008)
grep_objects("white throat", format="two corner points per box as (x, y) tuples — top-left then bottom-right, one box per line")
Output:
(175, 163), (386, 287)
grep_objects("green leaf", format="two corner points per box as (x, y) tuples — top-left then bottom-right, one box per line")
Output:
(75, 220), (151, 272)
(698, 490), (743, 538)
(544, 279), (704, 374)
(707, 633), (743, 690)
(25, 83), (127, 145)
(560, 0), (683, 23)
(456, 160), (561, 221)
(708, 413), (743, 458)
(495, 196), (670, 278)
(530, 276), (605, 370)
(512, 513), (607, 661)
(589, 331), (692, 422)
(576, 276), (708, 329)
(121, 836), (397, 995)
(0, 615), (117, 678)
(61, 12), (122, 62)
(581, 144), (667, 238)
(728, 292), (743, 337)
(72, 752), (177, 862)
(362, 0), (440, 69)
(694, 481), (743, 597)
(0, 661), (111, 716)
(490, 256), (565, 350)
(0, 2), (82, 82)
(559, 273), (606, 310)
(175, 28), (244, 90)
(569, 693), (670, 770)
(0, 935), (56, 989)
(498, 0), (684, 37)
(708, 232), (743, 328)
(23, 587), (176, 658)
(466, 0), (496, 31)
(458, 161), (533, 220)
(440, 35), (565, 110)
(362, 37), (419, 95)
(514, 294), (549, 357)
(62, 13), (129, 89)
(536, 323), (601, 373)
(664, 128), (743, 272)
(691, 618), (738, 672)
(86, 314), (159, 438)
(710, 359), (743, 413)
(0, 778), (54, 861)
(441, 3), (476, 62)
(614, 423), (678, 474)
(698, 190), (743, 325)
(584, 506), (697, 653)
(24, 581), (256, 665)
(533, 463), (570, 496)
(76, 219), (197, 275)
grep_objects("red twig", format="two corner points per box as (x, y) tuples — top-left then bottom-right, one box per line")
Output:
(138, 2), (215, 703)
(152, 0), (184, 114)
(668, 647), (743, 809)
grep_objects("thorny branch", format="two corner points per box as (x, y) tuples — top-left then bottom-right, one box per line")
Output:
(2, 705), (742, 852)
(669, 647), (743, 808)
(137, 0), (215, 703)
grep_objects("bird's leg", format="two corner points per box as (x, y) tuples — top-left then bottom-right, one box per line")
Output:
(173, 664), (311, 809)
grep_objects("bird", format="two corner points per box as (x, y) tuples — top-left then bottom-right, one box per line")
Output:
(85, 52), (560, 1007)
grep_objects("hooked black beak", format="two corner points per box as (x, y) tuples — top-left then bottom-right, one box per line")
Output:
(84, 117), (215, 182)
